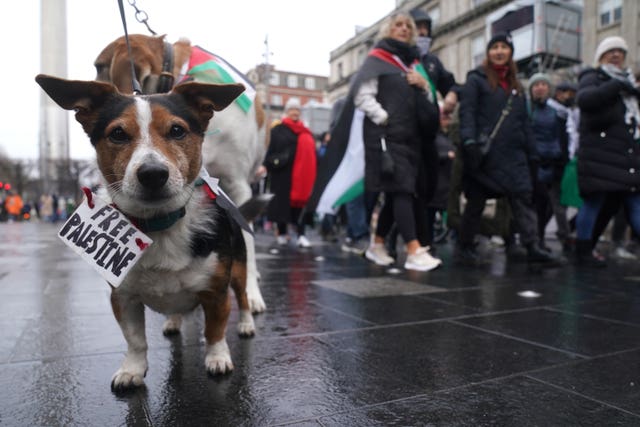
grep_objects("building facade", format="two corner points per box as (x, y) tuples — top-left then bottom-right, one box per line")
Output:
(328, 0), (586, 103)
(582, 0), (639, 68)
(246, 64), (330, 133)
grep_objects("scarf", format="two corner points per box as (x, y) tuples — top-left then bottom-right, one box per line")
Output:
(375, 38), (420, 68)
(600, 63), (640, 139)
(369, 38), (435, 102)
(491, 64), (510, 92)
(282, 117), (317, 207)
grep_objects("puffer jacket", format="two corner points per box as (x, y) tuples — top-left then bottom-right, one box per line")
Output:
(530, 100), (564, 183)
(576, 67), (640, 195)
(362, 71), (423, 194)
(459, 66), (536, 195)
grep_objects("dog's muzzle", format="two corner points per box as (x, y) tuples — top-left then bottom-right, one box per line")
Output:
(136, 163), (170, 199)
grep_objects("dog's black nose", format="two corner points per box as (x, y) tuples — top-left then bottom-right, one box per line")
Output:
(136, 163), (169, 190)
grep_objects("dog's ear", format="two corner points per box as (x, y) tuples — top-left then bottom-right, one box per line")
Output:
(172, 82), (245, 123)
(35, 74), (119, 135)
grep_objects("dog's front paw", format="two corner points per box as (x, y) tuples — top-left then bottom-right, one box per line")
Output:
(111, 368), (146, 391)
(111, 353), (148, 391)
(205, 340), (233, 375)
(237, 309), (255, 337)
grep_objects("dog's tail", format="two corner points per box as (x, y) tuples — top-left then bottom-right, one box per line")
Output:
(239, 194), (274, 223)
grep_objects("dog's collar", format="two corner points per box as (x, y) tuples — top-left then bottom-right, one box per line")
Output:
(125, 206), (186, 233)
(156, 41), (175, 93)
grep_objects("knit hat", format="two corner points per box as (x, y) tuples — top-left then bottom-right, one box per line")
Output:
(487, 32), (514, 53)
(284, 98), (302, 112)
(556, 81), (577, 92)
(527, 72), (552, 93)
(594, 36), (628, 64)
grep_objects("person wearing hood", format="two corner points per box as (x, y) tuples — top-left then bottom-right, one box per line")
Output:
(456, 33), (560, 266)
(528, 72), (571, 252)
(406, 8), (459, 253)
(354, 12), (442, 272)
(574, 36), (640, 266)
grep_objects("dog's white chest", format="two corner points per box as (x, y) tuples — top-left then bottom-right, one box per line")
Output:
(121, 252), (216, 313)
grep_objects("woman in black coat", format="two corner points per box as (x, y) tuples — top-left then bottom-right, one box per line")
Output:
(354, 12), (441, 272)
(574, 36), (640, 266)
(457, 33), (557, 266)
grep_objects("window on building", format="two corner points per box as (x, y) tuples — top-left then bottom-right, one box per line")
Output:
(471, 34), (485, 68)
(598, 0), (622, 27)
(304, 77), (316, 90)
(428, 6), (440, 29)
(269, 73), (280, 86)
(287, 74), (298, 88)
(357, 48), (367, 67)
(338, 62), (344, 80)
(271, 94), (282, 106)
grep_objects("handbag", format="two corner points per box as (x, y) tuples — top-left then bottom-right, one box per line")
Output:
(380, 136), (395, 178)
(265, 148), (293, 170)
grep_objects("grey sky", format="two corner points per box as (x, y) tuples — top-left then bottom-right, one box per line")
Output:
(0, 0), (395, 161)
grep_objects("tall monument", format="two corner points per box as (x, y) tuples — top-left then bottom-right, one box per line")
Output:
(39, 0), (69, 193)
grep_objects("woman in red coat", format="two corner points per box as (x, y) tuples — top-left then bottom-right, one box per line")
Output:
(264, 99), (317, 247)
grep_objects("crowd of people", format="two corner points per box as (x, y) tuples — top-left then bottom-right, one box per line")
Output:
(0, 191), (75, 223)
(258, 11), (640, 273)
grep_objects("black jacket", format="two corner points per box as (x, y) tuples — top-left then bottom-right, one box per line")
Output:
(264, 123), (297, 223)
(421, 52), (457, 98)
(459, 66), (536, 196)
(576, 67), (640, 195)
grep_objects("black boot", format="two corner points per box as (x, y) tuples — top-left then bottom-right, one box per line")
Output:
(526, 242), (563, 266)
(575, 239), (607, 268)
(454, 244), (486, 267)
(505, 242), (528, 262)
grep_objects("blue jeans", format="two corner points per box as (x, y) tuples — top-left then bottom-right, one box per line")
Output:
(345, 194), (369, 240)
(576, 192), (640, 240)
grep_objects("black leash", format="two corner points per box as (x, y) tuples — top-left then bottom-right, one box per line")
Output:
(117, 0), (143, 95)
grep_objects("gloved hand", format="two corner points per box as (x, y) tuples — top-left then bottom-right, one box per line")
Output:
(613, 78), (640, 97)
(463, 140), (484, 172)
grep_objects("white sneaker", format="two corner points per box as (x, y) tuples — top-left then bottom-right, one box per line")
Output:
(404, 248), (441, 272)
(614, 246), (637, 260)
(297, 235), (311, 248)
(420, 246), (442, 266)
(276, 235), (288, 246)
(365, 243), (394, 266)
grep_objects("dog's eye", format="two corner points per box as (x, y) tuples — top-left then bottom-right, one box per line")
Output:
(169, 125), (186, 140)
(108, 127), (130, 144)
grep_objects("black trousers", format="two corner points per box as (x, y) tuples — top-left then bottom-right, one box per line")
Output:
(459, 180), (538, 249)
(376, 192), (417, 244)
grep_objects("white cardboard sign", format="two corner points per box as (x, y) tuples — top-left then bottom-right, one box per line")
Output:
(58, 193), (153, 287)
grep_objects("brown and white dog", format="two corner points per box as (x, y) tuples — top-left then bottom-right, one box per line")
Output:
(36, 74), (260, 391)
(94, 34), (268, 313)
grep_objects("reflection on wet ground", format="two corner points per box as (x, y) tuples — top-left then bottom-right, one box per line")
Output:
(2, 221), (640, 425)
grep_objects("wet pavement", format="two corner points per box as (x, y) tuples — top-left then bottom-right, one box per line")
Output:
(2, 220), (640, 426)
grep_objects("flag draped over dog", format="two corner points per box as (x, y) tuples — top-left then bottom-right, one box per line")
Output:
(184, 46), (256, 113)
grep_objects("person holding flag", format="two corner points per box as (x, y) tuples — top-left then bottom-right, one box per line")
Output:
(310, 12), (441, 271)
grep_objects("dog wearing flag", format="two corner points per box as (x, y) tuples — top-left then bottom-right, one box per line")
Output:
(36, 74), (269, 390)
(94, 34), (267, 313)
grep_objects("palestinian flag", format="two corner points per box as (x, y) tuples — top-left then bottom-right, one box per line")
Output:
(184, 46), (255, 113)
(314, 108), (366, 214)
